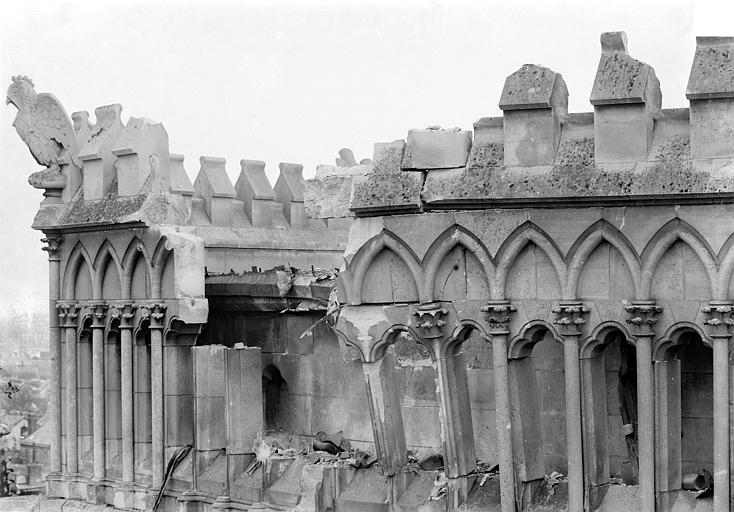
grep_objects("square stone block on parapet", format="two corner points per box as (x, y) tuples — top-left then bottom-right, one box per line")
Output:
(503, 109), (562, 167)
(402, 129), (472, 170)
(594, 104), (653, 163)
(689, 97), (734, 159)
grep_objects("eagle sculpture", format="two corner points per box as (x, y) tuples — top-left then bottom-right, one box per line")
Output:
(6, 76), (80, 189)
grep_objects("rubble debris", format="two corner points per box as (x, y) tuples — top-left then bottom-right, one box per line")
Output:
(545, 471), (566, 496)
(429, 471), (448, 501)
(312, 440), (342, 454)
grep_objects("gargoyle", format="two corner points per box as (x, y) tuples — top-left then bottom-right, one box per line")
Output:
(6, 76), (79, 194)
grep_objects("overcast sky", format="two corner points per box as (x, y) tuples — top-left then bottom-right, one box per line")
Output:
(1, 0), (731, 312)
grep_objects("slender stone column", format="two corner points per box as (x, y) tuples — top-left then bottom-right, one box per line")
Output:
(360, 336), (410, 500)
(112, 303), (137, 485)
(412, 302), (476, 507)
(89, 302), (107, 483)
(57, 301), (81, 476)
(702, 302), (732, 512)
(625, 302), (662, 512)
(481, 301), (517, 512)
(42, 236), (63, 476)
(146, 303), (167, 490)
(553, 302), (589, 512)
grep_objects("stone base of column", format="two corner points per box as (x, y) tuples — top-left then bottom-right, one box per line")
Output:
(136, 487), (154, 511)
(46, 472), (66, 498)
(85, 480), (107, 505)
(63, 474), (82, 500)
(113, 484), (136, 510)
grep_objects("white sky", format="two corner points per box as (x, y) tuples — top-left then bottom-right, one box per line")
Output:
(1, 0), (732, 312)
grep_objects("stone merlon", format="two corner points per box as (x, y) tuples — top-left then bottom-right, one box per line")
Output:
(590, 31), (662, 107)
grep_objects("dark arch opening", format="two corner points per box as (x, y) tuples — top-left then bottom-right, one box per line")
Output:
(673, 332), (713, 476)
(262, 365), (288, 432)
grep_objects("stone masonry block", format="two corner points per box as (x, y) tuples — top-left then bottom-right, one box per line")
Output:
(500, 64), (568, 111)
(591, 32), (661, 163)
(169, 154), (194, 196)
(112, 116), (171, 197)
(196, 396), (227, 450)
(594, 104), (652, 162)
(236, 160), (275, 227)
(687, 37), (734, 159)
(194, 345), (227, 398)
(402, 129), (472, 169)
(502, 109), (562, 167)
(350, 170), (424, 214)
(194, 156), (237, 225)
(686, 36), (734, 100)
(500, 64), (567, 167)
(79, 104), (124, 200)
(274, 163), (306, 228)
(226, 346), (263, 454)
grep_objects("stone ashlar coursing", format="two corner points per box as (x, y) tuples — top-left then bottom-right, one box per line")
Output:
(304, 32), (734, 218)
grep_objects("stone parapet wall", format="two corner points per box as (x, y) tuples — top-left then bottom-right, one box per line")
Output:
(29, 98), (348, 239)
(305, 33), (734, 217)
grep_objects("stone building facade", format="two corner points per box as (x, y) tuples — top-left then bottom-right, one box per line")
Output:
(7, 31), (734, 512)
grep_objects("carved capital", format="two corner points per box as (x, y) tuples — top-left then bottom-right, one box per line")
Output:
(41, 236), (63, 261)
(109, 303), (137, 329)
(56, 301), (81, 328)
(480, 300), (516, 334)
(88, 302), (108, 329)
(702, 301), (734, 338)
(624, 301), (663, 336)
(553, 302), (589, 336)
(412, 302), (448, 339)
(142, 302), (168, 330)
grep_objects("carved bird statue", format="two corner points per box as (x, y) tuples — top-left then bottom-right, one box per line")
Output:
(6, 76), (80, 188)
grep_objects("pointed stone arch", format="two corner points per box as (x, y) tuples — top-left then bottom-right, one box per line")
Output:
(422, 225), (495, 303)
(151, 237), (173, 300)
(566, 220), (642, 300)
(63, 241), (94, 300)
(640, 219), (718, 301)
(715, 231), (734, 300)
(369, 324), (429, 363)
(508, 319), (563, 359)
(580, 320), (636, 358)
(495, 222), (567, 300)
(653, 320), (712, 360)
(92, 240), (123, 300)
(349, 230), (424, 305)
(121, 238), (152, 301)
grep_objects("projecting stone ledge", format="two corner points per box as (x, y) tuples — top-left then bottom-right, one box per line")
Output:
(421, 134), (734, 205)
